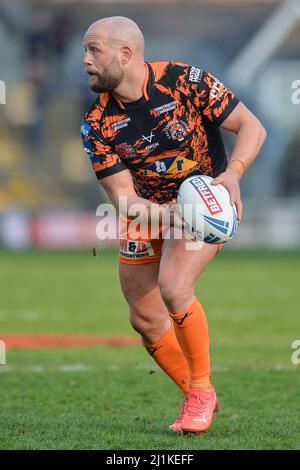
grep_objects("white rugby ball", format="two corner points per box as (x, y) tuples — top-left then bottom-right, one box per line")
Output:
(177, 175), (238, 244)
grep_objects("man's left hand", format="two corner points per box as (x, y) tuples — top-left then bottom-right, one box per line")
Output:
(211, 169), (243, 223)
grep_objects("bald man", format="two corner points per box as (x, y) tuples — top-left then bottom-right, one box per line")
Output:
(81, 16), (266, 434)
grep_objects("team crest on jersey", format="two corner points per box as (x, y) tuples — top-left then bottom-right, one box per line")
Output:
(164, 120), (190, 142)
(116, 143), (136, 159)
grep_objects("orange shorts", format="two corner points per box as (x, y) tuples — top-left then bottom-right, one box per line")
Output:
(119, 237), (164, 265)
(118, 217), (164, 265)
(118, 219), (223, 265)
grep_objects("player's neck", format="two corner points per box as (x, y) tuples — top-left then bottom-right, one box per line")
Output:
(112, 62), (146, 104)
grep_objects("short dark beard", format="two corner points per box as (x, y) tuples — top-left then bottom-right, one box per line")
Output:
(89, 70), (123, 93)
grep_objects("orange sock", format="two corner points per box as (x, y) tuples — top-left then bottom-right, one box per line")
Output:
(169, 298), (213, 391)
(143, 320), (190, 395)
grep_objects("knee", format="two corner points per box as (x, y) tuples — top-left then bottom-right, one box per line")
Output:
(129, 307), (169, 343)
(129, 309), (147, 334)
(158, 276), (193, 312)
(129, 307), (157, 334)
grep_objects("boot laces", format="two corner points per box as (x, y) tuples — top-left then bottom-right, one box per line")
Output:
(186, 393), (210, 418)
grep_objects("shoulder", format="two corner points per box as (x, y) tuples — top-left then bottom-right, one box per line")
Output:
(81, 92), (111, 141)
(149, 60), (188, 83)
(83, 92), (110, 127)
(149, 60), (205, 92)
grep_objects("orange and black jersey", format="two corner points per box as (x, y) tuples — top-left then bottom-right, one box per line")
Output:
(81, 61), (239, 204)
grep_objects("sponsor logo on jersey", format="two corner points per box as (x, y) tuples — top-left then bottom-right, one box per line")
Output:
(116, 143), (136, 159)
(81, 121), (91, 138)
(210, 79), (225, 99)
(164, 120), (189, 142)
(146, 156), (177, 175)
(82, 135), (96, 159)
(111, 117), (131, 130)
(189, 67), (203, 83)
(142, 132), (155, 143)
(190, 177), (222, 215)
(142, 132), (159, 150)
(145, 142), (159, 151)
(150, 100), (178, 118)
(83, 146), (94, 158)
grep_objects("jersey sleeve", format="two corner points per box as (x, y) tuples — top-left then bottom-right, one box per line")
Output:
(81, 120), (127, 180)
(180, 65), (239, 126)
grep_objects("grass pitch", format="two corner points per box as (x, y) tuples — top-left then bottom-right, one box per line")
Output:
(0, 249), (300, 450)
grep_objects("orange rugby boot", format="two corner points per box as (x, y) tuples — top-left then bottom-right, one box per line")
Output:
(169, 397), (189, 432)
(180, 387), (220, 433)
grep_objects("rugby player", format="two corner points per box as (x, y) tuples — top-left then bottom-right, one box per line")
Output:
(81, 16), (266, 433)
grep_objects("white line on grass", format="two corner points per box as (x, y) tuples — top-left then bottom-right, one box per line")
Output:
(0, 363), (298, 373)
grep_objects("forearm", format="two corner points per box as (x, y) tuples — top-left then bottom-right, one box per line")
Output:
(228, 119), (267, 179)
(110, 191), (180, 229)
(118, 193), (160, 223)
(100, 170), (182, 230)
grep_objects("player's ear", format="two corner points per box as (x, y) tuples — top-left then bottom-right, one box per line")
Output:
(120, 45), (132, 65)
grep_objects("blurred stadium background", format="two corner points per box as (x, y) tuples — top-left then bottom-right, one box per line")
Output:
(0, 0), (299, 250)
